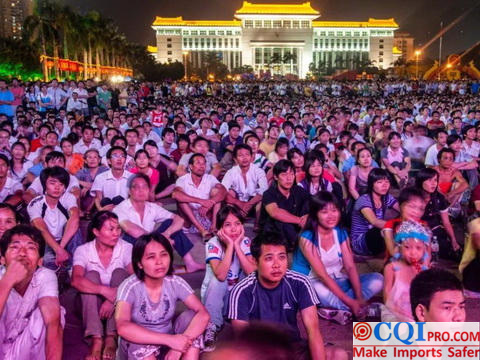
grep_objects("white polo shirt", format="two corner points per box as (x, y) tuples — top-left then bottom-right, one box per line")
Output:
(113, 198), (174, 232)
(28, 174), (79, 196)
(73, 239), (132, 285)
(0, 177), (23, 202)
(175, 173), (219, 209)
(91, 169), (131, 200)
(27, 193), (77, 242)
(222, 165), (268, 202)
(73, 138), (102, 155)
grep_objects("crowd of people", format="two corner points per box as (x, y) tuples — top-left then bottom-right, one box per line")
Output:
(0, 77), (479, 360)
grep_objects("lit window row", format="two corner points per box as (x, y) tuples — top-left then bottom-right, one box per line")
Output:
(244, 19), (310, 29)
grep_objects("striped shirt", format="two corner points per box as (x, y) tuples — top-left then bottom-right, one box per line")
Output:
(116, 274), (193, 334)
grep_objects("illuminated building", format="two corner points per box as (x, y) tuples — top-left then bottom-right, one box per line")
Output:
(0, 0), (33, 39)
(151, 1), (399, 78)
(393, 32), (415, 61)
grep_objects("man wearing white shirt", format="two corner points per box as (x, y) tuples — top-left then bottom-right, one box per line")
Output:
(113, 173), (204, 273)
(27, 167), (80, 270)
(66, 92), (84, 112)
(91, 147), (131, 211)
(0, 225), (63, 360)
(425, 130), (448, 166)
(47, 79), (67, 111)
(73, 126), (102, 154)
(222, 144), (268, 223)
(173, 153), (226, 238)
(157, 127), (177, 157)
(73, 82), (89, 115)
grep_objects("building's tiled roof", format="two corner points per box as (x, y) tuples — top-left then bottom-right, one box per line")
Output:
(313, 18), (398, 28)
(235, 1), (319, 15)
(152, 16), (241, 27)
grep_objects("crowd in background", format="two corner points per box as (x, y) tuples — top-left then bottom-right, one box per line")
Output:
(0, 77), (478, 360)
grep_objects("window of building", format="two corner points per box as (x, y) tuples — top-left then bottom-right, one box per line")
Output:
(191, 30), (198, 35)
(168, 58), (172, 62)
(199, 30), (206, 35)
(337, 31), (343, 36)
(255, 48), (262, 64)
(362, 31), (368, 36)
(264, 20), (272, 28)
(379, 45), (384, 49)
(167, 43), (172, 48)
(320, 31), (326, 36)
(379, 58), (383, 62)
(200, 38), (204, 48)
(213, 38), (217, 47)
(314, 38), (318, 48)
(255, 20), (262, 28)
(245, 20), (253, 28)
(345, 32), (351, 36)
(183, 38), (187, 47)
(206, 38), (210, 48)
(167, 51), (172, 55)
(235, 38), (239, 48)
(230, 38), (234, 48)
(292, 20), (299, 28)
(328, 31), (334, 36)
(336, 39), (341, 48)
(189, 38), (193, 47)
(283, 20), (291, 28)
(301, 20), (310, 28)
(194, 38), (199, 48)
(354, 32), (360, 36)
(319, 39), (323, 48)
(218, 30), (224, 35)
(209, 31), (215, 35)
(183, 31), (189, 35)
(273, 20), (281, 28)
(325, 39), (329, 48)
(167, 38), (172, 42)
(218, 38), (222, 48)
(379, 39), (384, 43)
(226, 30), (232, 35)
(379, 51), (383, 56)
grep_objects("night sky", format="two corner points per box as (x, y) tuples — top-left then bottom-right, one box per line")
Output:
(64, 0), (480, 59)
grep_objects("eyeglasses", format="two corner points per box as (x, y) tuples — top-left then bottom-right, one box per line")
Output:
(111, 154), (126, 159)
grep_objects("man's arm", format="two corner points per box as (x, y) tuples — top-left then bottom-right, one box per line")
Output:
(265, 203), (302, 225)
(39, 296), (63, 360)
(301, 305), (326, 360)
(172, 187), (208, 205)
(119, 220), (147, 238)
(59, 207), (80, 249)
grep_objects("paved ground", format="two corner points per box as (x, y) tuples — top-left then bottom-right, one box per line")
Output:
(61, 205), (479, 360)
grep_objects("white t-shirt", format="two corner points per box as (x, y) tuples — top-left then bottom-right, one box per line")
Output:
(73, 138), (102, 155)
(221, 165), (268, 202)
(424, 144), (446, 166)
(91, 170), (131, 200)
(27, 193), (77, 242)
(0, 177), (23, 202)
(201, 236), (252, 297)
(175, 173), (219, 209)
(113, 198), (174, 233)
(0, 266), (58, 359)
(73, 239), (132, 285)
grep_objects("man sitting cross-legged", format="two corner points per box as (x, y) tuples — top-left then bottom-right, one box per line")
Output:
(0, 225), (63, 360)
(227, 233), (347, 360)
(222, 144), (268, 227)
(173, 153), (226, 239)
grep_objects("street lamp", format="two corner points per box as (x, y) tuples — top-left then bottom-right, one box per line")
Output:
(182, 51), (189, 81)
(415, 50), (421, 79)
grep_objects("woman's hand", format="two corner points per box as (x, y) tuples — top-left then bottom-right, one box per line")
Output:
(217, 229), (235, 247)
(168, 334), (192, 353)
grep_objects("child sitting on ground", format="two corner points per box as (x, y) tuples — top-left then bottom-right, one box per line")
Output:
(382, 220), (431, 322)
(200, 205), (256, 350)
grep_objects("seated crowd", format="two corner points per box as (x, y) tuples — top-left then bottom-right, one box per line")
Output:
(0, 77), (479, 360)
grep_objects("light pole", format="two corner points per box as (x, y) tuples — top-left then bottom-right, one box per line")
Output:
(415, 50), (421, 79)
(182, 51), (189, 81)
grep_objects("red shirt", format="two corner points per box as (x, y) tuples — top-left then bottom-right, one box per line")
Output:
(151, 110), (166, 127)
(30, 138), (43, 152)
